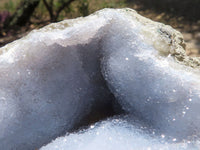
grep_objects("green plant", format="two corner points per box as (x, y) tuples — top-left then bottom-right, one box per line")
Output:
(4, 0), (15, 13)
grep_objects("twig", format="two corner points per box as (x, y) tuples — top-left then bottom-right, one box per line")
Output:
(55, 0), (76, 20)
(42, 0), (54, 21)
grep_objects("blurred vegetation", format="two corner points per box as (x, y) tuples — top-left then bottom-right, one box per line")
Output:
(129, 0), (200, 22)
(4, 0), (40, 28)
(0, 0), (127, 27)
(0, 0), (200, 48)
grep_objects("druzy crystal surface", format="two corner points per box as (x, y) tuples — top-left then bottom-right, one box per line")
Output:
(0, 8), (200, 150)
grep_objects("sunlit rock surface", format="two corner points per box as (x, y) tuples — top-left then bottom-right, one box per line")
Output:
(0, 8), (200, 150)
(41, 117), (200, 150)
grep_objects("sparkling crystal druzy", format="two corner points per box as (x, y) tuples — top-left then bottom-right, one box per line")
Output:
(0, 8), (200, 150)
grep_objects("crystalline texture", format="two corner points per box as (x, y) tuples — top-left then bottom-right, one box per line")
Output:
(41, 118), (200, 150)
(100, 16), (200, 139)
(0, 8), (200, 149)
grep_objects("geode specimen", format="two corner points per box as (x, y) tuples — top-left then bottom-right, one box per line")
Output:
(0, 8), (200, 150)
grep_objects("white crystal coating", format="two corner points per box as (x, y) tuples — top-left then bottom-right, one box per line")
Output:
(41, 118), (200, 150)
(101, 18), (200, 139)
(0, 8), (200, 149)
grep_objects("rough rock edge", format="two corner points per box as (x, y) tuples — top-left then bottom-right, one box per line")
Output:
(1, 8), (200, 68)
(119, 8), (200, 68)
